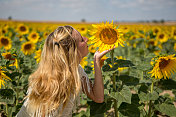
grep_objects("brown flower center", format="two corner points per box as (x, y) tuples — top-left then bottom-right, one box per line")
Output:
(2, 29), (6, 34)
(5, 54), (12, 59)
(32, 34), (37, 39)
(159, 58), (170, 69)
(174, 30), (176, 36)
(154, 29), (158, 33)
(149, 41), (154, 45)
(20, 26), (26, 32)
(1, 38), (9, 46)
(24, 44), (32, 50)
(99, 28), (118, 44)
(81, 28), (85, 31)
(159, 34), (164, 39)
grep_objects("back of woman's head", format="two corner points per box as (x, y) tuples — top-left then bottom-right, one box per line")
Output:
(26, 26), (81, 116)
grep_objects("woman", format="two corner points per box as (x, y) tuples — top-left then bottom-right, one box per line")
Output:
(16, 25), (114, 117)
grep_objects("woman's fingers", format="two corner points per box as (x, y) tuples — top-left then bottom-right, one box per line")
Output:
(94, 46), (116, 59)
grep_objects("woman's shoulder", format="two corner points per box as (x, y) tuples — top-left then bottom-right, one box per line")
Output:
(78, 64), (87, 77)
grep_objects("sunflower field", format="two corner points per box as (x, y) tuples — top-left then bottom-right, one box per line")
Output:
(0, 20), (176, 117)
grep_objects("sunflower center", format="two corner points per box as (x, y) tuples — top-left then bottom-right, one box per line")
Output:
(81, 28), (85, 31)
(132, 36), (137, 40)
(174, 30), (176, 36)
(5, 54), (12, 59)
(32, 34), (37, 39)
(2, 29), (6, 34)
(1, 38), (9, 46)
(149, 41), (154, 45)
(159, 34), (164, 39)
(24, 44), (32, 50)
(99, 28), (118, 44)
(20, 26), (26, 32)
(154, 29), (158, 33)
(159, 59), (170, 69)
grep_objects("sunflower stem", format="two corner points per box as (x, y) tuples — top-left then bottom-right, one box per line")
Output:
(110, 50), (118, 117)
(148, 81), (154, 117)
(141, 71), (143, 80)
(151, 80), (154, 93)
(6, 104), (8, 117)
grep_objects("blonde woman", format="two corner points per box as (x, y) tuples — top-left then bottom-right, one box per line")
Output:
(16, 26), (114, 117)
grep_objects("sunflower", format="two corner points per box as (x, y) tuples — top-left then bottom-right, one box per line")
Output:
(119, 25), (129, 34)
(154, 50), (161, 56)
(152, 26), (161, 36)
(148, 54), (176, 79)
(2, 52), (18, 68)
(21, 41), (36, 55)
(34, 49), (42, 63)
(89, 21), (124, 52)
(129, 35), (137, 40)
(171, 27), (176, 40)
(156, 32), (168, 43)
(43, 31), (50, 39)
(88, 45), (96, 53)
(17, 24), (29, 35)
(28, 32), (40, 43)
(0, 36), (12, 50)
(0, 67), (11, 88)
(146, 39), (158, 48)
(0, 28), (8, 35)
(174, 43), (176, 51)
(80, 57), (88, 69)
(77, 25), (88, 36)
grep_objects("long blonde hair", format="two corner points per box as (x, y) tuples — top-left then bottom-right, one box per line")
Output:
(26, 26), (81, 116)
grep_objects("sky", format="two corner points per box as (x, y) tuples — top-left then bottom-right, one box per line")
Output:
(0, 0), (176, 22)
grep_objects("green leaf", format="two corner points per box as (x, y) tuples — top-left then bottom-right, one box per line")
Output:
(138, 91), (159, 102)
(102, 64), (111, 72)
(158, 79), (176, 90)
(88, 100), (112, 116)
(118, 102), (140, 117)
(84, 66), (93, 74)
(154, 103), (176, 116)
(110, 85), (132, 106)
(118, 75), (139, 86)
(114, 59), (135, 68)
(0, 89), (14, 104)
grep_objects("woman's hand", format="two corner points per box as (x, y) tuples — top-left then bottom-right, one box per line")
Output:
(94, 47), (115, 61)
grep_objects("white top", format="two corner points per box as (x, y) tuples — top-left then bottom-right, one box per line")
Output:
(16, 65), (91, 117)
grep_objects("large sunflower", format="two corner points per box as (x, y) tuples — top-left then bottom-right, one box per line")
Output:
(21, 41), (36, 55)
(28, 32), (40, 43)
(0, 67), (11, 88)
(148, 54), (176, 79)
(89, 21), (124, 52)
(0, 36), (12, 50)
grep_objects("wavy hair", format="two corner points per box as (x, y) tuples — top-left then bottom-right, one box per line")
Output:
(26, 26), (81, 116)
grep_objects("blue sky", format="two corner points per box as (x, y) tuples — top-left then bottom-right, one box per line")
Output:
(0, 0), (176, 22)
